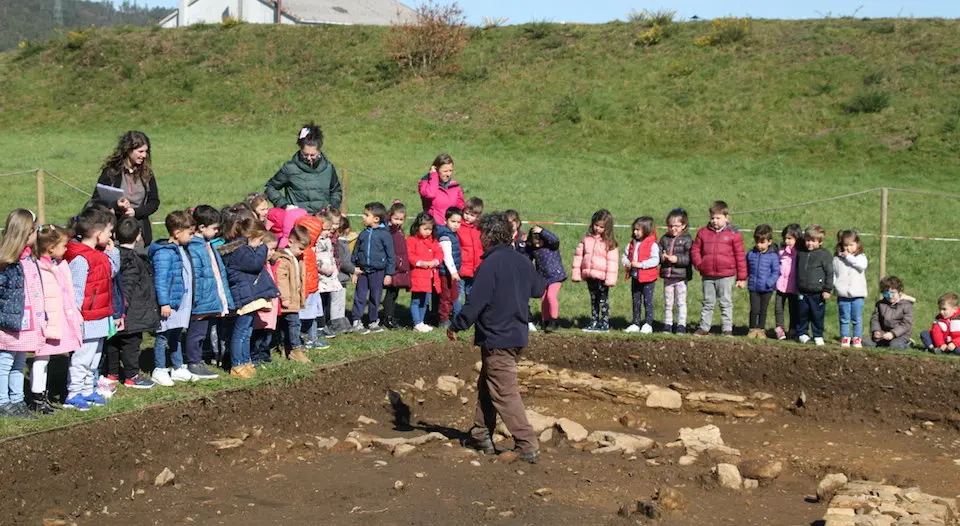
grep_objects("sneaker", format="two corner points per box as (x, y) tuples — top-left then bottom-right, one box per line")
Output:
(852, 337), (863, 348)
(123, 374), (155, 389)
(662, 325), (673, 334)
(544, 319), (559, 334)
(528, 322), (538, 332)
(640, 323), (653, 334)
(814, 337), (825, 346)
(319, 326), (337, 339)
(775, 326), (787, 340)
(230, 366), (250, 379)
(170, 365), (196, 383)
(311, 339), (330, 350)
(461, 436), (496, 455)
(187, 364), (219, 380)
(63, 395), (91, 411)
(694, 329), (711, 336)
(746, 328), (758, 339)
(594, 322), (610, 333)
(840, 337), (851, 348)
(365, 321), (385, 334)
(413, 323), (433, 333)
(675, 326), (687, 335)
(288, 348), (311, 364)
(84, 392), (108, 406)
(151, 368), (174, 387)
(756, 329), (768, 339)
(798, 334), (811, 344)
(29, 391), (57, 415)
(722, 330), (734, 337)
(97, 376), (118, 398)
(104, 375), (119, 384)
(624, 324), (641, 333)
(517, 450), (540, 464)
(351, 320), (364, 333)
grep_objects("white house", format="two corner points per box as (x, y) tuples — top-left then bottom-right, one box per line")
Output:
(159, 0), (416, 28)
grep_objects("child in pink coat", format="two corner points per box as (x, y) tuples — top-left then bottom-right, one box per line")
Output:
(571, 209), (619, 332)
(774, 224), (802, 340)
(0, 209), (45, 419)
(33, 225), (83, 414)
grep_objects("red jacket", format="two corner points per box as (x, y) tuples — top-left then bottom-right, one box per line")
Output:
(295, 215), (324, 295)
(457, 221), (483, 278)
(64, 241), (114, 321)
(691, 225), (747, 280)
(406, 233), (442, 294)
(931, 308), (960, 347)
(624, 235), (659, 283)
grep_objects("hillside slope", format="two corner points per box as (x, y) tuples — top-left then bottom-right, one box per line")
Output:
(2, 18), (959, 166)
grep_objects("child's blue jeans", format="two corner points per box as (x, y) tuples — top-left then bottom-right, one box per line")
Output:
(411, 292), (431, 325)
(154, 328), (185, 370)
(837, 297), (865, 338)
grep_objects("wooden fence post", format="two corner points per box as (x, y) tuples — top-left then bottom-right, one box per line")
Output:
(341, 168), (348, 214)
(879, 187), (888, 279)
(36, 169), (46, 224)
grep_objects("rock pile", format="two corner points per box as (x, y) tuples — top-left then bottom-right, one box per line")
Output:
(822, 481), (958, 526)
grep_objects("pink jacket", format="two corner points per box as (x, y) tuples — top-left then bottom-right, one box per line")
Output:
(37, 256), (82, 356)
(418, 172), (465, 225)
(254, 260), (280, 330)
(571, 235), (619, 287)
(268, 207), (309, 249)
(775, 245), (798, 294)
(0, 252), (46, 352)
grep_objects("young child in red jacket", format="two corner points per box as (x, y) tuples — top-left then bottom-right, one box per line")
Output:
(921, 293), (960, 354)
(691, 201), (747, 336)
(406, 213), (442, 333)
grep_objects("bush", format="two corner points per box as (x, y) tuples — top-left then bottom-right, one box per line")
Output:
(627, 8), (676, 27)
(695, 17), (751, 46)
(553, 94), (581, 124)
(65, 27), (94, 50)
(862, 71), (885, 86)
(222, 16), (243, 28)
(843, 91), (890, 113)
(522, 20), (553, 40)
(15, 40), (47, 61)
(867, 21), (896, 34)
(387, 1), (468, 76)
(636, 24), (664, 47)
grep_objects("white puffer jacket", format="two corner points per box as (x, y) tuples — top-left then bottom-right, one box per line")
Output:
(833, 253), (868, 298)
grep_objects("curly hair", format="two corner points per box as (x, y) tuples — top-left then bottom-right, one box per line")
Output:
(479, 212), (513, 250)
(102, 131), (152, 184)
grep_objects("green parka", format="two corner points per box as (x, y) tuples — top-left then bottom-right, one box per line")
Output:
(264, 152), (343, 214)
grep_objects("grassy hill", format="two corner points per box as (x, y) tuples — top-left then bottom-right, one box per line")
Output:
(1, 18), (959, 331)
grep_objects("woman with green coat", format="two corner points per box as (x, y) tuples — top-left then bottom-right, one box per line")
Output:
(264, 123), (343, 214)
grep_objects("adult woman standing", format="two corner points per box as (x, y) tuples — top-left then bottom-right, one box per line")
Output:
(91, 131), (160, 245)
(264, 123), (342, 214)
(419, 154), (465, 225)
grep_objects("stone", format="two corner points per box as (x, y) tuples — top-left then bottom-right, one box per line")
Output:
(499, 511), (516, 518)
(656, 487), (685, 511)
(704, 445), (742, 464)
(645, 387), (683, 410)
(716, 463), (742, 490)
(743, 479), (759, 490)
(618, 414), (645, 429)
(393, 444), (416, 457)
(686, 392), (746, 403)
(437, 375), (465, 396)
(525, 410), (558, 434)
(315, 437), (339, 450)
(207, 438), (244, 450)
(752, 392), (774, 401)
(678, 425), (724, 455)
(586, 430), (655, 454)
(678, 455), (697, 466)
(43, 520), (68, 526)
(539, 428), (554, 443)
(738, 459), (783, 480)
(534, 488), (553, 497)
(394, 480), (405, 490)
(154, 468), (175, 487)
(818, 473), (849, 502)
(357, 416), (377, 425)
(591, 445), (623, 455)
(732, 410), (760, 419)
(413, 378), (425, 390)
(556, 418), (589, 442)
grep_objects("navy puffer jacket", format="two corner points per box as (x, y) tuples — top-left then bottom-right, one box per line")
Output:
(219, 240), (279, 307)
(746, 247), (781, 293)
(0, 263), (25, 331)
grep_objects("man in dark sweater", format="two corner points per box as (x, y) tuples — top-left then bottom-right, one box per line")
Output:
(448, 212), (546, 463)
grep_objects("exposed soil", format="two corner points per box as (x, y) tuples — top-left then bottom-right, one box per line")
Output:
(2, 336), (959, 525)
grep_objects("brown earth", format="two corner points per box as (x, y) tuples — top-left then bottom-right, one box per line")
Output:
(1, 335), (959, 525)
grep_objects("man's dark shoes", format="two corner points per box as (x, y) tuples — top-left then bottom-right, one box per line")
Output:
(461, 436), (496, 455)
(517, 450), (539, 464)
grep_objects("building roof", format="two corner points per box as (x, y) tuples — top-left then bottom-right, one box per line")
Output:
(159, 0), (416, 26)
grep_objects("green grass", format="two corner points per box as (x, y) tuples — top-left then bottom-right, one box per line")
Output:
(0, 18), (958, 434)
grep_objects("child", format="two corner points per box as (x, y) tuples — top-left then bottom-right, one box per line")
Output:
(774, 224), (802, 340)
(382, 201), (411, 330)
(32, 224), (83, 414)
(745, 224), (781, 339)
(436, 207), (464, 329)
(921, 293), (960, 354)
(247, 193), (271, 224)
(457, 197), (483, 302)
(252, 232), (281, 366)
(0, 209), (43, 418)
(148, 211), (196, 385)
(447, 211), (546, 464)
(864, 275), (914, 349)
(220, 220), (280, 378)
(658, 208), (693, 334)
(185, 205), (233, 379)
(505, 209), (537, 332)
(692, 201), (747, 336)
(572, 209), (619, 333)
(526, 225), (566, 333)
(315, 210), (342, 338)
(350, 202), (395, 334)
(833, 230), (868, 348)
(65, 207), (119, 408)
(293, 214), (328, 348)
(622, 216), (659, 334)
(274, 225), (311, 363)
(106, 217), (159, 389)
(406, 213), (442, 333)
(795, 224), (834, 345)
(329, 215), (354, 333)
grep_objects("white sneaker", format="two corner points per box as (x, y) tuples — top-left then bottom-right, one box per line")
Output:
(170, 365), (196, 383)
(798, 334), (811, 344)
(528, 322), (538, 332)
(814, 337), (825, 346)
(351, 320), (364, 332)
(413, 323), (432, 333)
(97, 375), (118, 398)
(624, 324), (641, 333)
(152, 368), (174, 387)
(640, 323), (653, 334)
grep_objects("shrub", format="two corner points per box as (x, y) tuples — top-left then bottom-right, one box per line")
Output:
(120, 63), (138, 80)
(636, 24), (664, 47)
(387, 0), (468, 76)
(522, 20), (553, 40)
(627, 8), (676, 27)
(222, 16), (243, 28)
(843, 91), (890, 114)
(862, 71), (885, 86)
(695, 17), (751, 46)
(65, 27), (94, 50)
(867, 21), (896, 34)
(553, 94), (581, 124)
(15, 40), (47, 61)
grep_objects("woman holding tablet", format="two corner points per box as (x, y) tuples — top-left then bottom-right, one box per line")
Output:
(91, 131), (161, 244)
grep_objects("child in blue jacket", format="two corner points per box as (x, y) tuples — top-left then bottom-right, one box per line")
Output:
(746, 224), (781, 338)
(350, 202), (395, 334)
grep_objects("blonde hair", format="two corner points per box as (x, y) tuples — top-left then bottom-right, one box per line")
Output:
(0, 209), (36, 268)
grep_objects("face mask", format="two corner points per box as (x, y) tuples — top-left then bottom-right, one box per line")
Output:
(882, 291), (894, 300)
